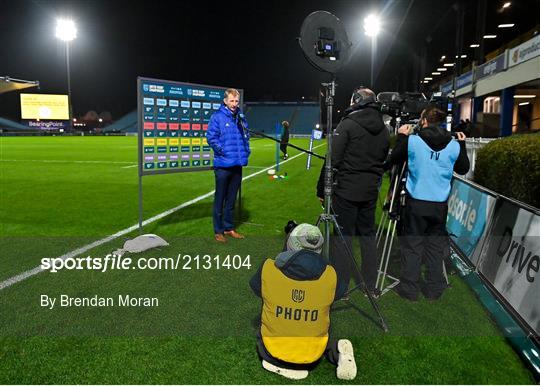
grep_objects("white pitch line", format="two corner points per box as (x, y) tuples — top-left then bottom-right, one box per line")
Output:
(0, 144), (325, 291)
(121, 164), (138, 169)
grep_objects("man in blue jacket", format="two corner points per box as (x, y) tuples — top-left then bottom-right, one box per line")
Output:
(207, 88), (251, 242)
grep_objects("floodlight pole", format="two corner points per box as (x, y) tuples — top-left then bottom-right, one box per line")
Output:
(370, 36), (376, 88)
(65, 41), (74, 131)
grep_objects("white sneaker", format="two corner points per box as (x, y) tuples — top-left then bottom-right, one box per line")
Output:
(262, 360), (309, 380)
(336, 339), (357, 380)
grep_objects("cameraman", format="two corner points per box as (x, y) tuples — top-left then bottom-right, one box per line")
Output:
(317, 87), (390, 297)
(390, 106), (469, 301)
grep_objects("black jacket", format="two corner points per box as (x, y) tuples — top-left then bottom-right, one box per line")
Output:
(389, 125), (470, 175)
(250, 249), (347, 301)
(317, 105), (390, 202)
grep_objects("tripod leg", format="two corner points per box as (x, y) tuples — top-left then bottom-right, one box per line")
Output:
(442, 260), (449, 285)
(376, 220), (387, 289)
(377, 219), (393, 288)
(330, 209), (389, 332)
(380, 220), (398, 291)
(376, 211), (387, 245)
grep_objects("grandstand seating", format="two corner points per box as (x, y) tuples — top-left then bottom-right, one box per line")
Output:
(0, 116), (35, 131)
(100, 103), (320, 136)
(244, 102), (319, 136)
(102, 110), (137, 133)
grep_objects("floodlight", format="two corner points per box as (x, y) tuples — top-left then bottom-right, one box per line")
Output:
(55, 19), (77, 42)
(363, 14), (380, 37)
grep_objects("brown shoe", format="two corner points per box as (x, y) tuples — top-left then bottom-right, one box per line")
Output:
(215, 233), (227, 243)
(224, 230), (245, 239)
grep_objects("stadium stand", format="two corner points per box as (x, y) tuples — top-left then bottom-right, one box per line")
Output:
(102, 110), (137, 133)
(0, 116), (35, 131)
(244, 102), (319, 137)
(99, 103), (320, 136)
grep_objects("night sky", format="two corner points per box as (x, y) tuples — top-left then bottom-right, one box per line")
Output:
(1, 0), (538, 121)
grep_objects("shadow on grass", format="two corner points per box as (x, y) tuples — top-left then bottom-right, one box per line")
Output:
(156, 202), (214, 225)
(154, 199), (253, 227)
(332, 298), (385, 332)
(235, 198), (252, 229)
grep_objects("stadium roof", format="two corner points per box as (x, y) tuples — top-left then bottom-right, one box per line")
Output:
(0, 76), (39, 94)
(0, 116), (34, 131)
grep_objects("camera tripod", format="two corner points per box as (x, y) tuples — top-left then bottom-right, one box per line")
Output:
(375, 158), (450, 295)
(315, 78), (388, 332)
(375, 163), (406, 294)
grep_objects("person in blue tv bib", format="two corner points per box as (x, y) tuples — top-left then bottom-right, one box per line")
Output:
(390, 106), (470, 301)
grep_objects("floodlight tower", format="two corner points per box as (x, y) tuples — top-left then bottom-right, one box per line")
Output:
(55, 19), (77, 131)
(364, 14), (381, 88)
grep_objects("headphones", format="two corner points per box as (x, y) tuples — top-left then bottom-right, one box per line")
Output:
(350, 87), (376, 106)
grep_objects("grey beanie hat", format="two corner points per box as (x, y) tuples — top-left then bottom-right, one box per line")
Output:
(286, 223), (324, 253)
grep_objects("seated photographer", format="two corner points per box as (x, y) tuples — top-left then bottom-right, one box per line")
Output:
(389, 106), (470, 301)
(249, 223), (356, 381)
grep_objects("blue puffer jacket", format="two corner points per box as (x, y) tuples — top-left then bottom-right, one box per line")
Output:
(207, 105), (251, 168)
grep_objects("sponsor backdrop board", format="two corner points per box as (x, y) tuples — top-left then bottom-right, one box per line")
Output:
(476, 198), (540, 336)
(447, 178), (497, 266)
(137, 77), (243, 175)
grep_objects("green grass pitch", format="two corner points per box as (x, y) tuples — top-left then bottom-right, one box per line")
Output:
(0, 136), (534, 384)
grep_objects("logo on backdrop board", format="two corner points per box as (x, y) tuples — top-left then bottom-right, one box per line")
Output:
(143, 84), (164, 93)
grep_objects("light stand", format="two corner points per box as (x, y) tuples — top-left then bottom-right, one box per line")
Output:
(299, 10), (388, 332)
(314, 78), (388, 332)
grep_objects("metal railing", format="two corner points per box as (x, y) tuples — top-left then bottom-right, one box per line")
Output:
(464, 137), (497, 180)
